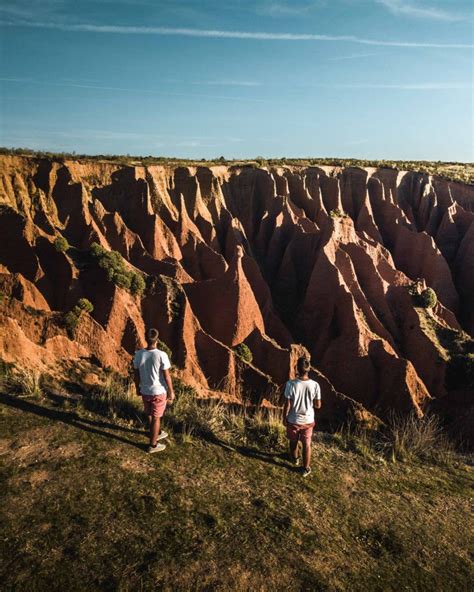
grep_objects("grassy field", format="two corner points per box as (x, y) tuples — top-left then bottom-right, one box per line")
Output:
(0, 372), (473, 592)
(1, 147), (473, 184)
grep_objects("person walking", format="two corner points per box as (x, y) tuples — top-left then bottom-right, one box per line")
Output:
(283, 357), (321, 477)
(133, 328), (175, 453)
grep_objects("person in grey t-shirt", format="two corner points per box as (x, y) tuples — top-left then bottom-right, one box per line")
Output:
(133, 328), (175, 454)
(283, 357), (321, 478)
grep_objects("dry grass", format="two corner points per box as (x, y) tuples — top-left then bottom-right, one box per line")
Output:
(1, 365), (44, 399)
(86, 373), (143, 424)
(0, 386), (472, 592)
(333, 412), (455, 466)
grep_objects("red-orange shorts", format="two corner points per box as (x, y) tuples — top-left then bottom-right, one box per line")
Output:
(141, 394), (167, 418)
(286, 421), (315, 444)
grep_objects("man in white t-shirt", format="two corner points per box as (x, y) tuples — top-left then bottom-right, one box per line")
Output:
(133, 328), (175, 453)
(283, 357), (321, 477)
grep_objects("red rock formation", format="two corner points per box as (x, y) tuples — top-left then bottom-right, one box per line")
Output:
(1, 155), (473, 429)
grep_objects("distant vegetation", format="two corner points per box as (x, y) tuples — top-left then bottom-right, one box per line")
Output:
(233, 343), (253, 364)
(420, 288), (438, 309)
(90, 243), (146, 296)
(1, 147), (472, 184)
(63, 298), (94, 337)
(53, 236), (69, 253)
(329, 208), (348, 219)
(157, 339), (173, 361)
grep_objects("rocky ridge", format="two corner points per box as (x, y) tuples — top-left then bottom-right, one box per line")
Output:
(1, 155), (473, 432)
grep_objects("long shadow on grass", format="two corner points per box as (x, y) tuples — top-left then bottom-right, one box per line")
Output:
(0, 393), (146, 451)
(180, 431), (293, 470)
(45, 391), (145, 437)
(218, 441), (295, 471)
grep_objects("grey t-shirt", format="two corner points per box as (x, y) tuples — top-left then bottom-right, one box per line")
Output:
(133, 348), (171, 395)
(284, 378), (321, 425)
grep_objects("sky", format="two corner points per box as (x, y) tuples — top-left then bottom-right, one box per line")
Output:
(0, 0), (473, 161)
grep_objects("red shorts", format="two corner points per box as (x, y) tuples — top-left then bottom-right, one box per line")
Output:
(141, 394), (167, 418)
(286, 421), (315, 444)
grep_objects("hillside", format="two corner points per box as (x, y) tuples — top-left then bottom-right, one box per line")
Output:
(0, 154), (473, 440)
(1, 383), (473, 592)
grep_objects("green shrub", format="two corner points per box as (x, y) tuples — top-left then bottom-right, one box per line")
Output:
(89, 242), (146, 296)
(54, 236), (69, 252)
(420, 288), (437, 309)
(63, 310), (80, 335)
(157, 339), (172, 360)
(130, 273), (146, 296)
(329, 208), (346, 219)
(63, 299), (94, 337)
(77, 298), (94, 314)
(233, 343), (253, 364)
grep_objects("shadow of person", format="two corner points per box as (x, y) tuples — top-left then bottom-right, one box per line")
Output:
(0, 393), (146, 451)
(211, 438), (297, 471)
(44, 391), (145, 436)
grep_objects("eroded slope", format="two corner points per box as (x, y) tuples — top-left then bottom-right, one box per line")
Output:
(1, 156), (473, 429)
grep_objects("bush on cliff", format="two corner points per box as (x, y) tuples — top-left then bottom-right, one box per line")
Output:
(63, 298), (94, 337)
(233, 343), (253, 364)
(89, 243), (145, 296)
(420, 287), (437, 309)
(329, 208), (346, 219)
(158, 339), (172, 360)
(54, 236), (69, 252)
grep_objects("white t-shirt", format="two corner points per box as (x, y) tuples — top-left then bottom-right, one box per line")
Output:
(133, 348), (171, 396)
(284, 378), (321, 425)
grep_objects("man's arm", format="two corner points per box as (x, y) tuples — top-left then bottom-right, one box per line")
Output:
(133, 369), (141, 397)
(164, 369), (175, 403)
(314, 384), (322, 409)
(283, 398), (291, 426)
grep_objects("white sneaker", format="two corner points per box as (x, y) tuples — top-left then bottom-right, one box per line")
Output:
(156, 430), (168, 442)
(148, 443), (166, 453)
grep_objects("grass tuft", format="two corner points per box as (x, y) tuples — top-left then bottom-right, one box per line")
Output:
(84, 373), (143, 424)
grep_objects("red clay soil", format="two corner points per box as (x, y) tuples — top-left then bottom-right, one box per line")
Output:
(0, 156), (473, 430)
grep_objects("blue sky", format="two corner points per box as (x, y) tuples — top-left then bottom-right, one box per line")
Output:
(0, 1), (472, 161)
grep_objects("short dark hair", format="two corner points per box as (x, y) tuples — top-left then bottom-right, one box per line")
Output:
(297, 357), (310, 375)
(146, 328), (159, 343)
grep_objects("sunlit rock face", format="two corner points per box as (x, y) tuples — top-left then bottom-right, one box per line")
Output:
(1, 155), (473, 428)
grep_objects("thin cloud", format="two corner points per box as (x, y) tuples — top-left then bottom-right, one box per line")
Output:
(1, 19), (472, 49)
(311, 82), (474, 91)
(311, 82), (472, 90)
(376, 0), (463, 22)
(0, 77), (269, 103)
(256, 1), (325, 17)
(344, 139), (369, 146)
(192, 80), (262, 87)
(2, 77), (470, 97)
(328, 52), (381, 61)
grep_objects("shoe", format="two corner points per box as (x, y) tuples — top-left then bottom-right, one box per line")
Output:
(157, 430), (168, 441)
(302, 467), (312, 478)
(291, 457), (301, 467)
(148, 443), (166, 453)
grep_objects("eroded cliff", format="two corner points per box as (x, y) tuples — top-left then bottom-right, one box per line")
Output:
(1, 155), (473, 431)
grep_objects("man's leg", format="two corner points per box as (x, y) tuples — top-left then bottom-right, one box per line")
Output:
(289, 439), (299, 461)
(150, 416), (161, 446)
(302, 440), (311, 469)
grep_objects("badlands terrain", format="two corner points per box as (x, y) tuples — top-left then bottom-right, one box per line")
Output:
(0, 154), (473, 440)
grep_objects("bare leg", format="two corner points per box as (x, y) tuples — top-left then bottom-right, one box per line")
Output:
(150, 416), (161, 446)
(302, 441), (311, 469)
(289, 440), (299, 461)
